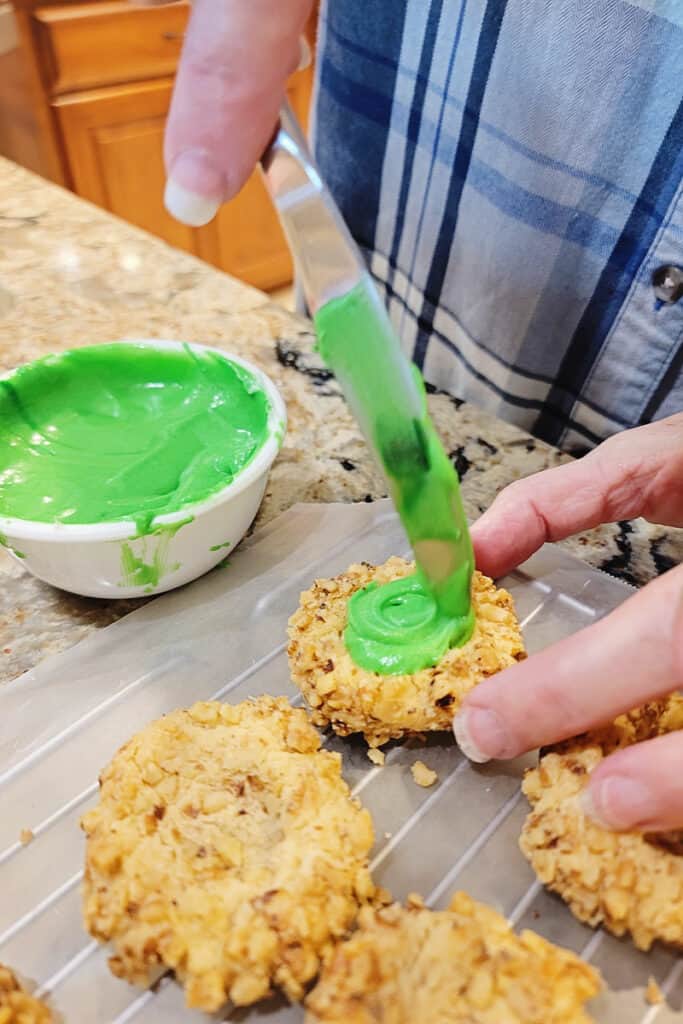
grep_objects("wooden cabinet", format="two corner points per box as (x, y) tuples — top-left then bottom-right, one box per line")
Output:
(0, 0), (317, 290)
(33, 0), (189, 94)
(55, 79), (189, 249)
(53, 69), (311, 288)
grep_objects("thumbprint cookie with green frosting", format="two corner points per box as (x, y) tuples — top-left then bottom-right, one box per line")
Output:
(287, 556), (525, 750)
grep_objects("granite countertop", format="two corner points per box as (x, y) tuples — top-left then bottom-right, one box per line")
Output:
(1, 157), (681, 684)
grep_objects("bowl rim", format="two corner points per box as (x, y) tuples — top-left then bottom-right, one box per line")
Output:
(0, 338), (287, 543)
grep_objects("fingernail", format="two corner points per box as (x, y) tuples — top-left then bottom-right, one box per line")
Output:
(452, 708), (510, 763)
(164, 149), (224, 227)
(298, 36), (312, 71)
(581, 776), (653, 831)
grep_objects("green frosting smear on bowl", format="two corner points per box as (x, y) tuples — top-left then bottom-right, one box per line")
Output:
(0, 343), (271, 527)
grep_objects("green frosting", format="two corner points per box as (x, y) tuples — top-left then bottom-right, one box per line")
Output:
(0, 343), (270, 528)
(0, 531), (25, 559)
(118, 516), (193, 592)
(314, 278), (474, 676)
(345, 572), (475, 675)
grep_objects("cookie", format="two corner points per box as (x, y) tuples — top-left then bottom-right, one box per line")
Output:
(520, 694), (683, 950)
(81, 697), (376, 1011)
(305, 891), (600, 1023)
(288, 556), (525, 747)
(0, 964), (52, 1024)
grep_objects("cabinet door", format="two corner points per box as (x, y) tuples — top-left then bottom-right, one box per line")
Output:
(34, 0), (190, 95)
(55, 79), (196, 253)
(54, 74), (310, 290)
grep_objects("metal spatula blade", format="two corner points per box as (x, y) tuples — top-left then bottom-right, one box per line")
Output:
(260, 103), (473, 618)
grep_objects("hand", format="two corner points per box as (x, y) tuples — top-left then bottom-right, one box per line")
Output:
(138, 0), (313, 226)
(453, 414), (683, 831)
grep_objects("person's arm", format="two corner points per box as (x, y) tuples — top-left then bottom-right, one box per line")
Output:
(454, 413), (683, 832)
(139, 0), (313, 226)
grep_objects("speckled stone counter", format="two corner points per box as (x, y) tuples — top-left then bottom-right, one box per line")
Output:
(1, 157), (681, 683)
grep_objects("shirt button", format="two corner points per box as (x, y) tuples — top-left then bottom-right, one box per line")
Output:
(652, 265), (683, 304)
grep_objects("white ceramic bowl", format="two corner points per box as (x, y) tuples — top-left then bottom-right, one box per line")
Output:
(0, 339), (287, 598)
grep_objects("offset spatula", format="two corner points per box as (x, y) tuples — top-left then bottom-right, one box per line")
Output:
(261, 102), (474, 623)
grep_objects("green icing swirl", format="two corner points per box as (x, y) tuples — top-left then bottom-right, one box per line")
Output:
(345, 571), (475, 675)
(313, 280), (475, 675)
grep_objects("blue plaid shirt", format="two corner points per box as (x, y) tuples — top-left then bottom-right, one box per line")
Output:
(313, 0), (683, 454)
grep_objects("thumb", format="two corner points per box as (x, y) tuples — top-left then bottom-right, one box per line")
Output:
(583, 730), (683, 832)
(164, 0), (312, 226)
(452, 564), (683, 763)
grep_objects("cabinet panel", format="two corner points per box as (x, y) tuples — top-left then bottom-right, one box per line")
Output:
(54, 78), (196, 251)
(34, 1), (189, 94)
(197, 174), (292, 293)
(53, 77), (298, 289)
(0, 5), (68, 182)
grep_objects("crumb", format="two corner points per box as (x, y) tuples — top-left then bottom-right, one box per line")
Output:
(367, 747), (385, 766)
(411, 761), (438, 788)
(384, 832), (392, 840)
(375, 887), (392, 906)
(19, 829), (33, 845)
(645, 976), (664, 1005)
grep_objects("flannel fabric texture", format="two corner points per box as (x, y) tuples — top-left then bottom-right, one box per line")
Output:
(313, 0), (683, 452)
